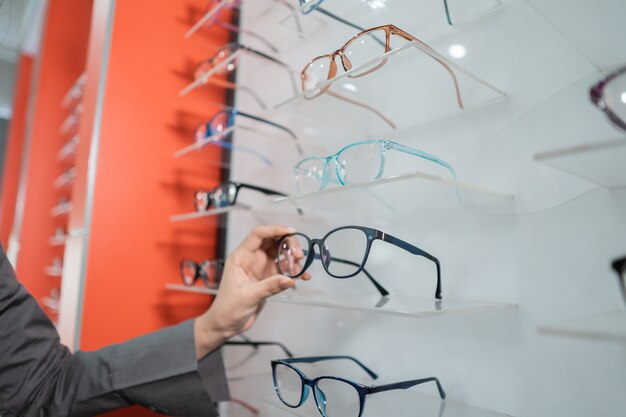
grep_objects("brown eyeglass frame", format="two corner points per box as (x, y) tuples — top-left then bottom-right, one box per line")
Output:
(300, 24), (464, 110)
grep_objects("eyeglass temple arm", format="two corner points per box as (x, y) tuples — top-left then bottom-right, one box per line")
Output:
(325, 89), (396, 130)
(390, 25), (463, 109)
(207, 78), (268, 109)
(379, 232), (442, 300)
(389, 141), (457, 180)
(236, 110), (303, 154)
(240, 45), (300, 96)
(310, 253), (389, 297)
(368, 377), (447, 399)
(315, 7), (386, 48)
(237, 183), (303, 214)
(275, 0), (304, 34)
(224, 340), (294, 358)
(443, 0), (452, 25)
(280, 356), (378, 379)
(216, 20), (279, 53)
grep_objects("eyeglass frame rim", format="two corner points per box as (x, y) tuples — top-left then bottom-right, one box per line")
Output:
(590, 65), (626, 132)
(276, 225), (442, 299)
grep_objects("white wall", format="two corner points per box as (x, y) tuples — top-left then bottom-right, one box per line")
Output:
(222, 1), (626, 416)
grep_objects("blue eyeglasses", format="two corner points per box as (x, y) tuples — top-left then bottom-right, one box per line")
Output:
(294, 140), (456, 194)
(299, 0), (453, 26)
(272, 356), (446, 417)
(196, 108), (303, 156)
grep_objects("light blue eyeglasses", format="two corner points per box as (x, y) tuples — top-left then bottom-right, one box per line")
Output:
(294, 140), (456, 194)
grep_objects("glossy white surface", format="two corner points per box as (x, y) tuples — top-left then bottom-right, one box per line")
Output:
(225, 1), (626, 416)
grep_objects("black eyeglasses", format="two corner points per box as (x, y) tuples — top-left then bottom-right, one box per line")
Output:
(225, 334), (294, 358)
(272, 356), (446, 417)
(277, 226), (442, 299)
(194, 181), (288, 212)
(590, 65), (626, 132)
(180, 258), (225, 289)
(612, 256), (626, 304)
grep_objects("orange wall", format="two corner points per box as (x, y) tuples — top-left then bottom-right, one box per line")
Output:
(13, 0), (93, 308)
(0, 55), (34, 248)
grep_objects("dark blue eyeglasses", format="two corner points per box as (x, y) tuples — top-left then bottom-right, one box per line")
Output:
(277, 226), (442, 299)
(272, 356), (446, 417)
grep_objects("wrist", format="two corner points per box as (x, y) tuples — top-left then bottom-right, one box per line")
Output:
(194, 310), (232, 359)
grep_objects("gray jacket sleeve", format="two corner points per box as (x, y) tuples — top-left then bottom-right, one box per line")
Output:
(0, 247), (230, 417)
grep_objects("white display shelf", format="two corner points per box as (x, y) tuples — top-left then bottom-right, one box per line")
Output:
(272, 171), (513, 214)
(534, 138), (626, 189)
(45, 266), (63, 277)
(61, 72), (87, 108)
(166, 274), (516, 319)
(48, 235), (67, 247)
(165, 283), (218, 295)
(50, 202), (72, 217)
(274, 40), (507, 136)
(538, 310), (626, 344)
(264, 389), (515, 417)
(170, 204), (310, 223)
(57, 135), (79, 162)
(53, 172), (75, 189)
(270, 289), (517, 319)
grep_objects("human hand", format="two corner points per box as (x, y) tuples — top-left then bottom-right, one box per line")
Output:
(194, 225), (310, 358)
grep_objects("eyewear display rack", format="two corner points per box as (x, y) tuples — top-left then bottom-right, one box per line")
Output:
(199, 0), (626, 416)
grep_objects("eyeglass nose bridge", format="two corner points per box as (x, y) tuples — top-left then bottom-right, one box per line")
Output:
(310, 239), (332, 271)
(330, 49), (353, 72)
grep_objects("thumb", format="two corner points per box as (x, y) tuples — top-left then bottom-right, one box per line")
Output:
(251, 275), (295, 301)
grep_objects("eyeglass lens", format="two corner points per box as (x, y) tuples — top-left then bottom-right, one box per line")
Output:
(181, 260), (198, 286)
(314, 378), (361, 417)
(278, 228), (369, 278)
(295, 142), (383, 193)
(301, 29), (387, 94)
(603, 72), (626, 126)
(274, 363), (303, 407)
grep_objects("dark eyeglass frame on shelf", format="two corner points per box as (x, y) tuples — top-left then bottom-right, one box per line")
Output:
(611, 256), (626, 303)
(180, 259), (225, 289)
(590, 66), (626, 132)
(277, 226), (442, 299)
(299, 0), (454, 26)
(225, 334), (294, 358)
(272, 355), (446, 417)
(194, 181), (290, 212)
(195, 108), (303, 155)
